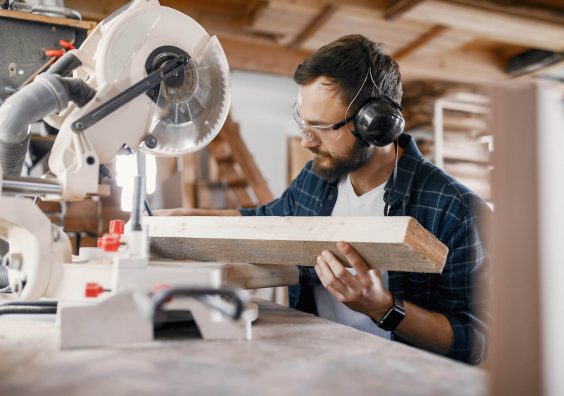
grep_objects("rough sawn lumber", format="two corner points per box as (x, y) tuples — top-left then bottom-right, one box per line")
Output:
(146, 216), (448, 273)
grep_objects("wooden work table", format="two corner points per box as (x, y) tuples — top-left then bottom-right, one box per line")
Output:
(0, 301), (486, 396)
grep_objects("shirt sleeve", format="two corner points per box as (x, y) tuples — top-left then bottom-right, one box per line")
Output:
(435, 210), (490, 364)
(239, 169), (303, 217)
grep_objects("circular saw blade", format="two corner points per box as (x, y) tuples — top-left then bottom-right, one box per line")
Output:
(142, 36), (230, 157)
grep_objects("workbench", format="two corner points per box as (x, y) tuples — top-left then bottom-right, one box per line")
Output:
(0, 301), (486, 396)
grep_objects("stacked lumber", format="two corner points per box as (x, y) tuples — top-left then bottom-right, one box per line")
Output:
(402, 80), (492, 201)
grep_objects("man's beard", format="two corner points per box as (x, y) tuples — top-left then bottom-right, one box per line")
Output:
(310, 140), (374, 183)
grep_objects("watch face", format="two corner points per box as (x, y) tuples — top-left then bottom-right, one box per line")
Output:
(375, 298), (406, 332)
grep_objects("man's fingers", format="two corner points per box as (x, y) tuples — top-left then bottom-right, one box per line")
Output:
(315, 255), (348, 295)
(337, 242), (371, 274)
(321, 250), (363, 289)
(325, 285), (347, 302)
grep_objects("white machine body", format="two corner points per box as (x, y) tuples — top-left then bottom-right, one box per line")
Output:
(0, 0), (257, 348)
(47, 0), (230, 201)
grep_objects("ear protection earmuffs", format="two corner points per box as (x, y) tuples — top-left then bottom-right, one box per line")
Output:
(350, 49), (405, 147)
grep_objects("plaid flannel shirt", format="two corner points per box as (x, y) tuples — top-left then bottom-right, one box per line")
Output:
(240, 133), (489, 364)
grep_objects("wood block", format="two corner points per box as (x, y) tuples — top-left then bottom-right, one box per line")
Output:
(146, 216), (448, 274)
(226, 263), (298, 289)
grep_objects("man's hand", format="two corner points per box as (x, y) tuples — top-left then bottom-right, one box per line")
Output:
(314, 241), (393, 320)
(316, 241), (454, 354)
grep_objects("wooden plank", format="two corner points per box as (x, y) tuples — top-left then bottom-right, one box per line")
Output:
(287, 4), (339, 49)
(245, 0), (319, 43)
(146, 216), (448, 273)
(453, 0), (564, 26)
(393, 25), (448, 60)
(218, 34), (312, 76)
(226, 263), (299, 289)
(401, 0), (564, 51)
(441, 133), (491, 164)
(0, 9), (97, 31)
(302, 5), (430, 53)
(385, 0), (425, 20)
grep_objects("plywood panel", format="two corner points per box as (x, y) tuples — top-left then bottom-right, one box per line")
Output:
(147, 216), (448, 273)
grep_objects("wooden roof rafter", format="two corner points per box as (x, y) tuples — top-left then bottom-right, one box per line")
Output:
(60, 0), (564, 83)
(385, 0), (426, 21)
(393, 25), (449, 60)
(287, 3), (339, 49)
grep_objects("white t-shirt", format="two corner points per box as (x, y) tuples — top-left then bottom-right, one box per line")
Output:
(313, 174), (391, 338)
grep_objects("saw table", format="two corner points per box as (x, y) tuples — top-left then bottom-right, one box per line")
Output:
(0, 301), (486, 396)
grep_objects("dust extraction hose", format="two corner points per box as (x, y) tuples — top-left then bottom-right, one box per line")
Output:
(0, 74), (69, 176)
(0, 55), (95, 177)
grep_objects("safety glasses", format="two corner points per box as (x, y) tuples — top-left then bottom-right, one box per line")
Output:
(292, 102), (355, 142)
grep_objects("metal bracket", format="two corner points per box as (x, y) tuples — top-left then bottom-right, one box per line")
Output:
(71, 54), (189, 133)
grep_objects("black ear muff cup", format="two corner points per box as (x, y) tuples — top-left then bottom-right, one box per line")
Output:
(354, 97), (405, 147)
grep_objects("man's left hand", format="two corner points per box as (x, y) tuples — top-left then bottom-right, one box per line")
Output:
(315, 241), (394, 320)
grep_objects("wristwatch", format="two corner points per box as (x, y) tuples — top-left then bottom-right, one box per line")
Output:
(373, 295), (406, 332)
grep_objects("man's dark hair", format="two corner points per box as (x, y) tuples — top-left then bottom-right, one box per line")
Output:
(293, 34), (402, 111)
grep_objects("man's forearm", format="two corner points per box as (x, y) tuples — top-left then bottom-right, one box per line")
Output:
(391, 301), (453, 355)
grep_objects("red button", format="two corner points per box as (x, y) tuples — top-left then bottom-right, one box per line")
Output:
(99, 233), (120, 252)
(85, 282), (105, 298)
(109, 220), (125, 235)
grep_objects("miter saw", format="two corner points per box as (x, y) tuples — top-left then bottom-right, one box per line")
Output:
(0, 0), (257, 348)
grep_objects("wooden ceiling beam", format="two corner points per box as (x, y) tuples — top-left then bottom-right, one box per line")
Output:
(393, 25), (448, 60)
(385, 0), (425, 20)
(401, 0), (564, 51)
(218, 34), (312, 75)
(453, 0), (564, 25)
(242, 0), (269, 26)
(287, 4), (339, 49)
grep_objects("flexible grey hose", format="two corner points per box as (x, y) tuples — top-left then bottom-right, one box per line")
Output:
(0, 74), (69, 176)
(0, 265), (8, 289)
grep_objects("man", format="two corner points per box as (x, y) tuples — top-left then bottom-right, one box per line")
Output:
(159, 34), (488, 365)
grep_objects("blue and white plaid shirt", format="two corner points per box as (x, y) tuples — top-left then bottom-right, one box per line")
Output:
(240, 133), (489, 364)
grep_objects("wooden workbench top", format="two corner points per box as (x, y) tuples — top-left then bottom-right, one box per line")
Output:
(0, 301), (486, 396)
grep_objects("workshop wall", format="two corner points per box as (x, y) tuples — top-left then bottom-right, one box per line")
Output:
(230, 70), (298, 198)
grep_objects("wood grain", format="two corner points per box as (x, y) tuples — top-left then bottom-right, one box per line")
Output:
(147, 216), (448, 273)
(0, 9), (96, 31)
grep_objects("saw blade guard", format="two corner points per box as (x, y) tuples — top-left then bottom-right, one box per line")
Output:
(93, 2), (231, 158)
(144, 36), (231, 156)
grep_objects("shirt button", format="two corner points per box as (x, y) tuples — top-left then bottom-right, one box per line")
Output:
(328, 194), (334, 201)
